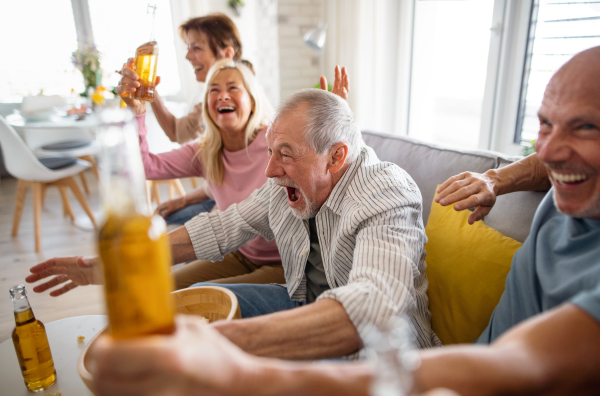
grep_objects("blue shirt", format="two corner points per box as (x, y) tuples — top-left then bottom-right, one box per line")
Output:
(477, 189), (600, 343)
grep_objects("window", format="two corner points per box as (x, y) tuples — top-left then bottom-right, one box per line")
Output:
(88, 0), (181, 97)
(408, 0), (495, 150)
(516, 0), (600, 144)
(0, 0), (79, 102)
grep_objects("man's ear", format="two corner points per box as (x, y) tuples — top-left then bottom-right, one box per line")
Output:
(328, 142), (348, 174)
(220, 46), (235, 60)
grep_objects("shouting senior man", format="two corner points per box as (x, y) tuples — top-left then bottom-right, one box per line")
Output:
(29, 88), (439, 359)
(90, 47), (600, 396)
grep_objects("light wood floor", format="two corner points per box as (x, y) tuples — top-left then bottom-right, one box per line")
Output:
(0, 173), (194, 343)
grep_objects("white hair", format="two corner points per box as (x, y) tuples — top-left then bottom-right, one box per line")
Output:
(273, 89), (363, 163)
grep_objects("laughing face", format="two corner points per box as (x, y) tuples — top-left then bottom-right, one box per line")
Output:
(206, 68), (253, 136)
(265, 108), (340, 220)
(535, 52), (600, 220)
(186, 30), (218, 82)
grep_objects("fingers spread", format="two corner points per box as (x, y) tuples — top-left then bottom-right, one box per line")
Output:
(32, 275), (70, 293)
(49, 282), (79, 297)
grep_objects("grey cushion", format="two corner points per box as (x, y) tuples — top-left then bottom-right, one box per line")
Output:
(362, 131), (499, 224)
(362, 131), (547, 243)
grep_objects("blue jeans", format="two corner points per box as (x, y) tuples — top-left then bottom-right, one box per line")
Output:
(164, 200), (215, 225)
(190, 283), (303, 318)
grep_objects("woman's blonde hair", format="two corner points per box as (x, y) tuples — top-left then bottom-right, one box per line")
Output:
(200, 59), (271, 184)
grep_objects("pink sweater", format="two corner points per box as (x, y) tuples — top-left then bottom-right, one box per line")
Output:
(136, 113), (281, 266)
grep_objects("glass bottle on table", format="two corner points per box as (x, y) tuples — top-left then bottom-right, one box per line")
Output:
(96, 108), (175, 339)
(131, 3), (159, 103)
(10, 284), (57, 392)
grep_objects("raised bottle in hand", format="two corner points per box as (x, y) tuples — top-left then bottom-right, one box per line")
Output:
(131, 4), (159, 102)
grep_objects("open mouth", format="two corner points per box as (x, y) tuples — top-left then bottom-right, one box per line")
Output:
(550, 170), (589, 185)
(286, 186), (300, 202)
(218, 106), (236, 114)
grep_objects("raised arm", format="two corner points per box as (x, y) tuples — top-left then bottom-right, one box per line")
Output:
(435, 153), (551, 224)
(149, 92), (177, 142)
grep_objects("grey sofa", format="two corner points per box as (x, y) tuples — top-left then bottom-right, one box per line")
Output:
(362, 131), (546, 243)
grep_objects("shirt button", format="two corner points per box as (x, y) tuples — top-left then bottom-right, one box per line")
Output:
(303, 250), (309, 256)
(295, 277), (300, 281)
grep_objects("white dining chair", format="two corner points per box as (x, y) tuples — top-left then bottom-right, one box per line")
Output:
(21, 95), (100, 194)
(0, 116), (97, 252)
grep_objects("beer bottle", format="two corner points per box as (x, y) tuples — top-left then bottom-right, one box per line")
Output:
(10, 284), (57, 392)
(131, 4), (159, 102)
(96, 108), (175, 339)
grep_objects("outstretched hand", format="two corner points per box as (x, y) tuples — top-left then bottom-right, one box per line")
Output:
(321, 65), (349, 100)
(26, 256), (102, 297)
(435, 171), (499, 225)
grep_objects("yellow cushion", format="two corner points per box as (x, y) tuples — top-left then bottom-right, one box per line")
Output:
(425, 189), (522, 345)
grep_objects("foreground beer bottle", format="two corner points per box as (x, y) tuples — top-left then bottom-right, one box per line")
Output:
(10, 284), (57, 392)
(97, 108), (175, 339)
(131, 4), (159, 102)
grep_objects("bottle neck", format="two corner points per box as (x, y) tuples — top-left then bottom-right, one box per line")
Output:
(10, 285), (35, 325)
(97, 109), (151, 217)
(146, 4), (157, 42)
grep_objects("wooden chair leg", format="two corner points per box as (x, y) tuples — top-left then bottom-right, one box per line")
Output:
(11, 179), (28, 237)
(58, 186), (75, 220)
(32, 182), (43, 253)
(79, 172), (90, 195)
(168, 181), (175, 200)
(79, 155), (99, 179)
(173, 179), (186, 197)
(146, 180), (153, 208)
(64, 176), (97, 228)
(41, 184), (48, 208)
(190, 177), (198, 189)
(152, 182), (161, 205)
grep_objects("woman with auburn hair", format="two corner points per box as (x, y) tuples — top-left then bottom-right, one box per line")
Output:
(117, 13), (252, 225)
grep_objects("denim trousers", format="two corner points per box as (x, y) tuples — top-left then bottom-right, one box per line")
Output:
(189, 283), (303, 318)
(164, 199), (216, 225)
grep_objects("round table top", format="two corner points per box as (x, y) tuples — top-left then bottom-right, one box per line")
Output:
(5, 113), (99, 130)
(0, 315), (107, 395)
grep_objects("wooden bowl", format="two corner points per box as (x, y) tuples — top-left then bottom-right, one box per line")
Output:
(78, 286), (241, 393)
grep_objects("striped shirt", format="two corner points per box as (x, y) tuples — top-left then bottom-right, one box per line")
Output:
(186, 146), (441, 349)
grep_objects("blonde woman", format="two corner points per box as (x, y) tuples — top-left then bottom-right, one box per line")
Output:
(25, 62), (349, 296)
(130, 59), (282, 289)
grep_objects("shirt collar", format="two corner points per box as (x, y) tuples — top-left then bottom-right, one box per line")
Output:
(319, 146), (370, 216)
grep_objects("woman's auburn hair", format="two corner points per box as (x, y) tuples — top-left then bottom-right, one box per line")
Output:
(199, 59), (271, 185)
(179, 13), (242, 60)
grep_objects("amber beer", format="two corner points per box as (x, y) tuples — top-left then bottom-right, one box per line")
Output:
(96, 108), (175, 339)
(98, 213), (174, 338)
(10, 285), (57, 392)
(131, 41), (159, 102)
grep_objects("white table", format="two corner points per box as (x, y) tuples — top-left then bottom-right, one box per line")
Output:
(0, 315), (107, 395)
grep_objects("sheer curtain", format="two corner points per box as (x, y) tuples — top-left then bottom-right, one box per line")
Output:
(323, 0), (413, 135)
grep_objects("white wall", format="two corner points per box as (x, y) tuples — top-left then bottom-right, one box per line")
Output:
(277, 0), (325, 102)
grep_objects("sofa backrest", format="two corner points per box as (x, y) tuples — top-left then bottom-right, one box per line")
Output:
(361, 131), (546, 243)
